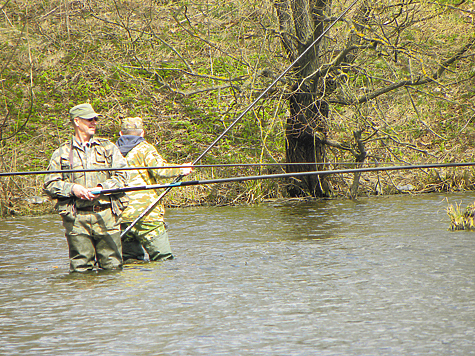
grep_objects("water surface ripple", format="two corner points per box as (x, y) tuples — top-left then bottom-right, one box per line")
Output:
(0, 192), (474, 355)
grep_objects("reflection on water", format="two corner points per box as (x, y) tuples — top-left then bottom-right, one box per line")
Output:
(1, 193), (474, 355)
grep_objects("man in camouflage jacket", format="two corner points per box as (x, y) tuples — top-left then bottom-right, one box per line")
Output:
(116, 117), (192, 262)
(44, 103), (129, 272)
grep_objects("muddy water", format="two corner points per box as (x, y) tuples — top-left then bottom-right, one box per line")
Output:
(1, 192), (474, 355)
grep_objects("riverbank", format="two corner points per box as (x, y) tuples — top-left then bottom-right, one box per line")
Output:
(1, 1), (474, 217)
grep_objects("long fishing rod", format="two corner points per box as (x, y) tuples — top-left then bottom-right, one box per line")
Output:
(0, 161), (396, 177)
(95, 161), (475, 196)
(121, 0), (360, 238)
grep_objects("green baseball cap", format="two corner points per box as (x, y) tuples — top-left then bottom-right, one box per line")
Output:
(69, 103), (100, 120)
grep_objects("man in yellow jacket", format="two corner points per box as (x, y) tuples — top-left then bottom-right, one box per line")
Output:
(116, 117), (192, 262)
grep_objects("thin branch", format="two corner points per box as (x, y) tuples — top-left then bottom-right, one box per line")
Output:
(174, 84), (242, 97)
(3, 27), (34, 141)
(87, 11), (193, 72)
(171, 7), (248, 67)
(0, 0), (11, 11)
(329, 35), (475, 106)
(0, 21), (27, 78)
(405, 87), (446, 141)
(122, 65), (248, 83)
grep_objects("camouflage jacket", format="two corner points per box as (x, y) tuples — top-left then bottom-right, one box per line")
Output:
(43, 136), (129, 217)
(120, 140), (181, 223)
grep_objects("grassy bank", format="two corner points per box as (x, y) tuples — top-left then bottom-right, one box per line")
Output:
(1, 0), (474, 217)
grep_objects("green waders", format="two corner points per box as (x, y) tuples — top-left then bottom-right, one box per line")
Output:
(121, 221), (173, 262)
(62, 208), (122, 272)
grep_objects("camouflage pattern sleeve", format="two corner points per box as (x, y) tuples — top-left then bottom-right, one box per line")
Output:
(97, 139), (129, 190)
(121, 141), (178, 222)
(43, 142), (76, 199)
(142, 143), (181, 179)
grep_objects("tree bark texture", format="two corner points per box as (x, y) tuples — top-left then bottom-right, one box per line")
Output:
(276, 0), (332, 197)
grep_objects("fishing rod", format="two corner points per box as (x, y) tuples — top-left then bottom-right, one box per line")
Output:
(95, 161), (475, 195)
(0, 161), (396, 177)
(120, 0), (360, 238)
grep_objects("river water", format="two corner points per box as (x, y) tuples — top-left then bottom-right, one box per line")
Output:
(1, 192), (474, 355)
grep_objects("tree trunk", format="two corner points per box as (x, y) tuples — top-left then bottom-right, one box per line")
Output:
(286, 84), (329, 197)
(277, 0), (332, 197)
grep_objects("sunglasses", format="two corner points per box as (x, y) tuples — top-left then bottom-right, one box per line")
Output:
(81, 117), (99, 122)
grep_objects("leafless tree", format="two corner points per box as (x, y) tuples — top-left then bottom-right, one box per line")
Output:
(274, 0), (475, 197)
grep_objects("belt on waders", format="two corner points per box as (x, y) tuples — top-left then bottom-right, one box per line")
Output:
(77, 204), (111, 213)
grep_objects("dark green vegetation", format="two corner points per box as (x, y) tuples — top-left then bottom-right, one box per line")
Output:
(0, 0), (474, 217)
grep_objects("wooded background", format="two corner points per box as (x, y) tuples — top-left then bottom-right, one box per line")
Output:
(1, 0), (474, 216)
